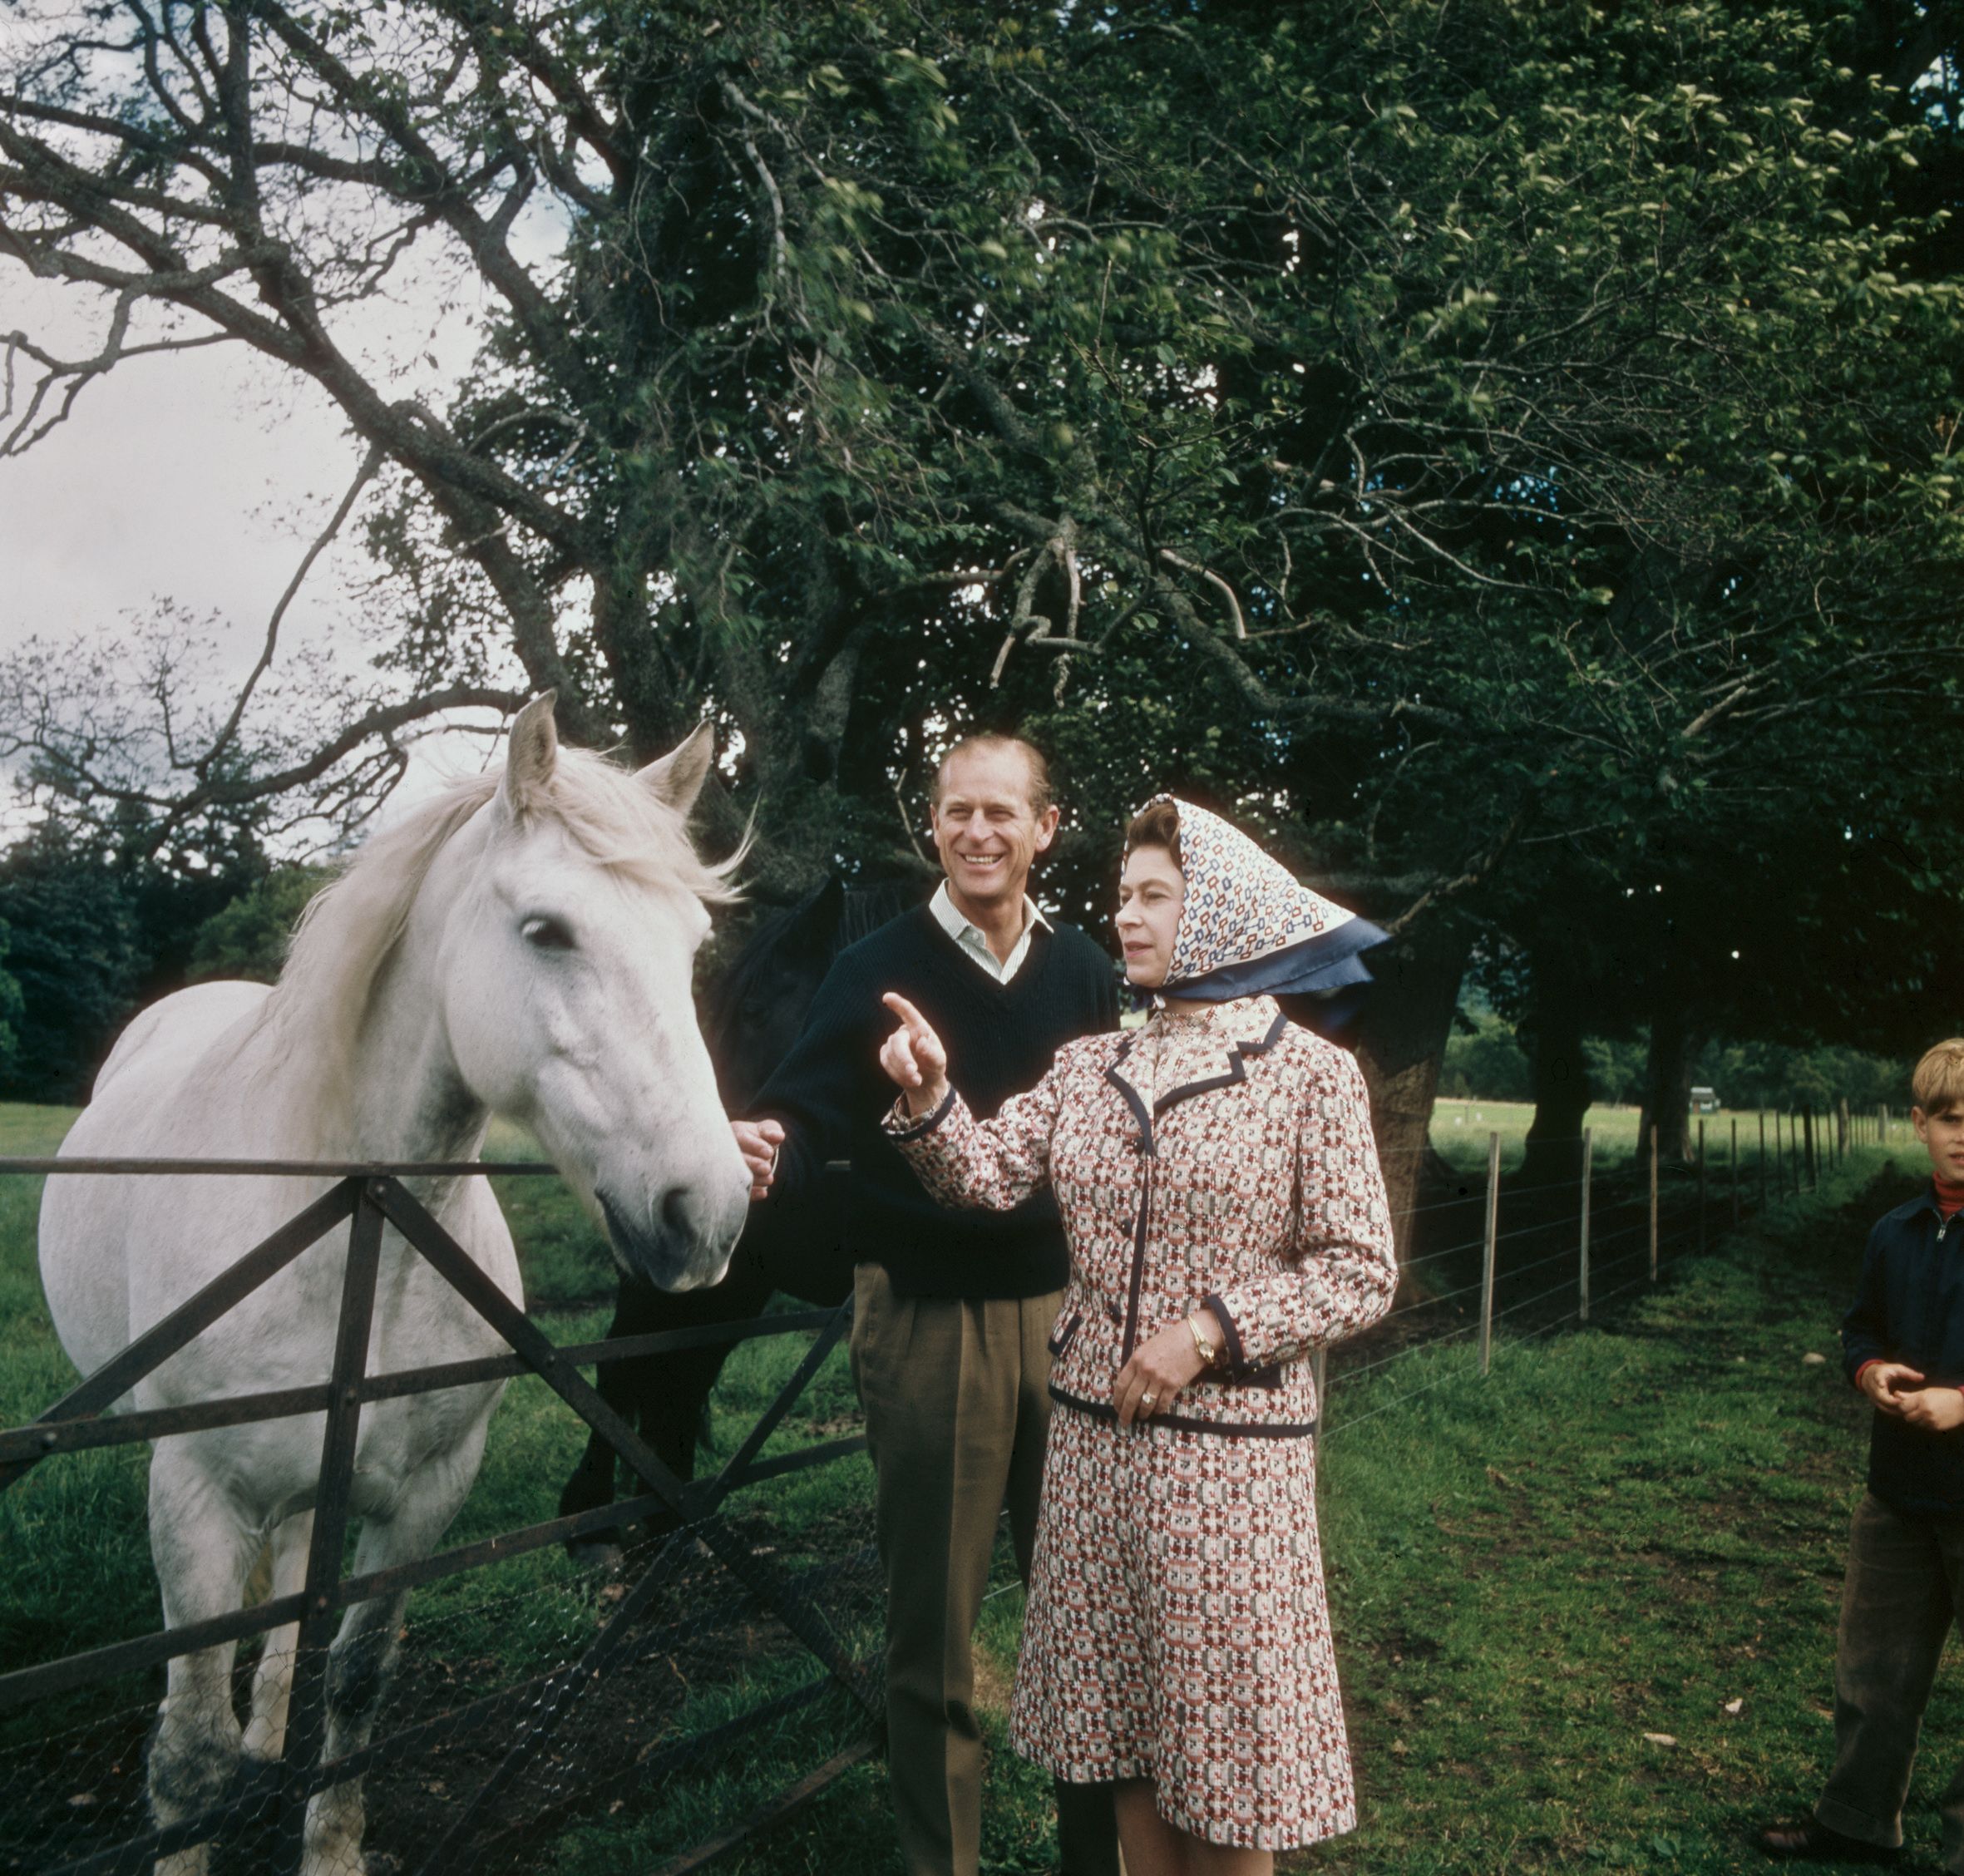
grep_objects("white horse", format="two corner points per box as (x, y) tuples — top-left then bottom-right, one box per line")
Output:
(37, 694), (752, 1876)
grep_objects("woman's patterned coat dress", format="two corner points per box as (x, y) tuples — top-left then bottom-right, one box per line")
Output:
(886, 991), (1396, 1849)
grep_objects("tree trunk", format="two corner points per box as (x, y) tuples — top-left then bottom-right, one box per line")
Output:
(1350, 919), (1472, 1269)
(1519, 955), (1592, 1187)
(1639, 996), (1700, 1163)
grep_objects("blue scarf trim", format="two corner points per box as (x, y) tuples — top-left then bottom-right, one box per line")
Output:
(1166, 914), (1389, 1005)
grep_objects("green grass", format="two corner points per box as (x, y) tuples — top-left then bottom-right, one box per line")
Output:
(615, 1146), (1944, 1876)
(1429, 1098), (1843, 1178)
(1, 1105), (1947, 1876)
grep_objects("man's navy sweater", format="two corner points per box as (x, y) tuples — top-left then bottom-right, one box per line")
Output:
(1840, 1183), (1964, 1516)
(752, 904), (1118, 1299)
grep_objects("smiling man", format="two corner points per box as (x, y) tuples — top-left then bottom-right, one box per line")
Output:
(733, 734), (1119, 1876)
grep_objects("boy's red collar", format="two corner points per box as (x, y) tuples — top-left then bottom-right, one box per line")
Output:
(1934, 1172), (1964, 1218)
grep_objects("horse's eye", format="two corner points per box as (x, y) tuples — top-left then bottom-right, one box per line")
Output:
(521, 916), (576, 952)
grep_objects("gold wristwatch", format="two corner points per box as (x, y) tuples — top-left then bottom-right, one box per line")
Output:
(1187, 1313), (1219, 1369)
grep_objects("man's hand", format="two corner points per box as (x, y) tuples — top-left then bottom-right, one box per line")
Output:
(1113, 1311), (1225, 1429)
(1900, 1386), (1964, 1434)
(879, 994), (950, 1118)
(1859, 1360), (1925, 1417)
(732, 1118), (785, 1202)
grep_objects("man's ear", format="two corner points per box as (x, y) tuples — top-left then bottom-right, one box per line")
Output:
(498, 693), (559, 818)
(637, 721), (716, 816)
(1033, 803), (1061, 854)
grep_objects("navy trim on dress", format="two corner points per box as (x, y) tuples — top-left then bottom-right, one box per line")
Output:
(1150, 1006), (1289, 1118)
(886, 1086), (957, 1143)
(1049, 1382), (1317, 1440)
(1047, 1309), (1083, 1359)
(1202, 1288), (1249, 1373)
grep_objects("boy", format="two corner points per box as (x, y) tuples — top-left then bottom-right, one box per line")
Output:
(1762, 1039), (1964, 1869)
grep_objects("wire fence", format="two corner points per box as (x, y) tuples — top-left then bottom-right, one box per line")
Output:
(0, 1098), (1886, 1875)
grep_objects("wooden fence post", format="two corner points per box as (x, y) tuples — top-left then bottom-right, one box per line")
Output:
(1697, 1118), (1707, 1253)
(1731, 1117), (1739, 1228)
(1480, 1131), (1500, 1376)
(1804, 1108), (1817, 1191)
(1578, 1128), (1593, 1323)
(1759, 1110), (1768, 1212)
(1313, 1345), (1328, 1420)
(1649, 1124), (1660, 1281)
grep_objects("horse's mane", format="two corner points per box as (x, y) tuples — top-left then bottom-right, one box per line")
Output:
(711, 877), (920, 1019)
(224, 748), (740, 1141)
(837, 880), (918, 947)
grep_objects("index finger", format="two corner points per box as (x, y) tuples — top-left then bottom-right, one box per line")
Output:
(881, 992), (930, 1036)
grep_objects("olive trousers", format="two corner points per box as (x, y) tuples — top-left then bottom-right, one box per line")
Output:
(1816, 1491), (1964, 1870)
(850, 1263), (1118, 1876)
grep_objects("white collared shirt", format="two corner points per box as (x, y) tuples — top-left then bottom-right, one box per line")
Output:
(929, 881), (1052, 984)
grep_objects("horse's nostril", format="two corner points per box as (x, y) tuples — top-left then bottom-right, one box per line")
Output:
(661, 1187), (695, 1237)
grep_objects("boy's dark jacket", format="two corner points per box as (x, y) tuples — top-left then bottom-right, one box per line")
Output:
(1841, 1184), (1964, 1516)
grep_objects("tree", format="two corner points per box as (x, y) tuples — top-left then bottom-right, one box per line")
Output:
(4, 0), (1961, 1216)
(0, 832), (146, 1101)
(185, 865), (330, 982)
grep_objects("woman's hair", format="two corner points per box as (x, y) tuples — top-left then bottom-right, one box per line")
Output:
(1123, 798), (1182, 869)
(1912, 1039), (1964, 1114)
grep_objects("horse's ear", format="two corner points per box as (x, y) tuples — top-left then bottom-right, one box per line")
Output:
(637, 720), (715, 817)
(499, 692), (559, 817)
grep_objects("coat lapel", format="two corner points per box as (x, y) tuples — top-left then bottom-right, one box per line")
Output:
(1152, 1001), (1289, 1118)
(1104, 1029), (1156, 1153)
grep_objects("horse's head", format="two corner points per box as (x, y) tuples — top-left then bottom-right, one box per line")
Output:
(704, 876), (846, 1112)
(442, 696), (751, 1291)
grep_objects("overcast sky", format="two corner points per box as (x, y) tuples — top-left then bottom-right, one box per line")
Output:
(0, 227), (547, 828)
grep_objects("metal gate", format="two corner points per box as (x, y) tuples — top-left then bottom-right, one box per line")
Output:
(0, 1158), (881, 1876)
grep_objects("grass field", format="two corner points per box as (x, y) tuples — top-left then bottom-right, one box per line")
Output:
(0, 1106), (1948, 1874)
(694, 1148), (1957, 1876)
(1427, 1098), (1876, 1179)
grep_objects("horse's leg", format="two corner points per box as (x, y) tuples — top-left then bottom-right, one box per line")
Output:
(638, 1245), (777, 1530)
(300, 1435), (488, 1876)
(243, 1510), (313, 1761)
(560, 1274), (661, 1563)
(146, 1444), (260, 1876)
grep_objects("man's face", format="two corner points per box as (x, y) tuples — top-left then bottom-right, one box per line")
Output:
(1913, 1101), (1964, 1183)
(930, 744), (1058, 916)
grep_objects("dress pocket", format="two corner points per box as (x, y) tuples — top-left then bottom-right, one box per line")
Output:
(1047, 1308), (1084, 1358)
(1218, 1361), (1284, 1390)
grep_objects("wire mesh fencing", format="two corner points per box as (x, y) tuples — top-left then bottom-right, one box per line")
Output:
(0, 1103), (1873, 1874)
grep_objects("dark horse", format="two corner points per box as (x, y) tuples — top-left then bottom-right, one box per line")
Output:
(558, 874), (920, 1552)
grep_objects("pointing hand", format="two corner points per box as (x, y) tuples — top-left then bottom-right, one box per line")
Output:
(879, 993), (950, 1118)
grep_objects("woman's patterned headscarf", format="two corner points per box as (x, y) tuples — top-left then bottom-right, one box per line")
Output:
(1143, 796), (1388, 1006)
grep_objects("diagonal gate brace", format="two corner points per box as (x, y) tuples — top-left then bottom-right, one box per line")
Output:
(365, 1180), (877, 1874)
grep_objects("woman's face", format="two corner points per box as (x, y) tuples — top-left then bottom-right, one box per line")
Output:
(1115, 844), (1186, 988)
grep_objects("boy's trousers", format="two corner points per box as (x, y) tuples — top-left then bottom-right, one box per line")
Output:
(1818, 1491), (1964, 1869)
(849, 1262), (1118, 1876)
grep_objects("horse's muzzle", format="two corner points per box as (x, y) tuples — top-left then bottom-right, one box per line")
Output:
(599, 1187), (740, 1292)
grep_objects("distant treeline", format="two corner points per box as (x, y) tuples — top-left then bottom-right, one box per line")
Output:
(0, 839), (326, 1103)
(1441, 1011), (1911, 1114)
(0, 838), (1924, 1123)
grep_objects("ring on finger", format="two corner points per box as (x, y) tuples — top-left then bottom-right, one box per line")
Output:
(1139, 1389), (1158, 1414)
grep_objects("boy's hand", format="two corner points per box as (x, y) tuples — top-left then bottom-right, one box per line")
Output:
(1900, 1387), (1964, 1434)
(1858, 1361), (1926, 1416)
